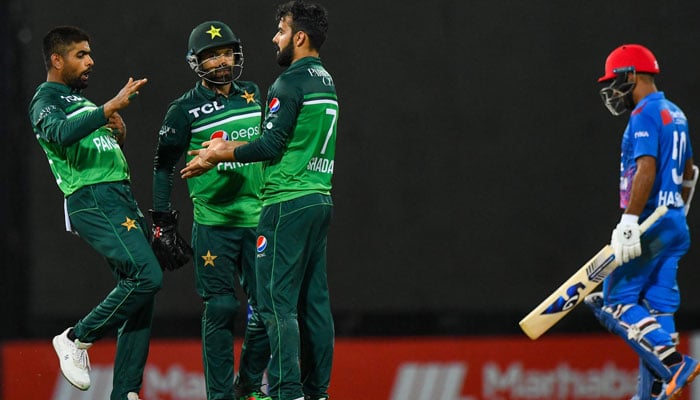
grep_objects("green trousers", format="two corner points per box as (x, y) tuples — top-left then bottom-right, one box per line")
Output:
(66, 181), (162, 400)
(256, 193), (335, 400)
(192, 223), (270, 400)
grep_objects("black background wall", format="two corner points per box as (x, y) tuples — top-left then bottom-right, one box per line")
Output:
(4, 0), (700, 339)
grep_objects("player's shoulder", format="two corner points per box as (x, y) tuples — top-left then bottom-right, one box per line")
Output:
(170, 85), (201, 105)
(29, 82), (69, 115)
(166, 86), (211, 117)
(270, 71), (305, 99)
(31, 82), (63, 102)
(236, 80), (261, 93)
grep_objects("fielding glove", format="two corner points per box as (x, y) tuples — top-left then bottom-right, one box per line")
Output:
(149, 209), (193, 271)
(610, 214), (641, 264)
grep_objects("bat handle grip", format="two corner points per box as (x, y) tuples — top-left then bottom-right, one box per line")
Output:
(639, 205), (668, 233)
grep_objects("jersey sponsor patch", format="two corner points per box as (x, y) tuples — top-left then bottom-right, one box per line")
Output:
(661, 109), (673, 125)
(210, 130), (229, 141)
(38, 105), (58, 120)
(159, 125), (176, 137)
(256, 235), (268, 252)
(268, 98), (281, 113)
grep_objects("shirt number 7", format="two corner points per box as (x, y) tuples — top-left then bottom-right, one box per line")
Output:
(320, 108), (337, 155)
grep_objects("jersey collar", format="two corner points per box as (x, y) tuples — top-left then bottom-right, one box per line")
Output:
(40, 81), (82, 94)
(287, 56), (321, 72)
(633, 91), (665, 113)
(195, 80), (243, 100)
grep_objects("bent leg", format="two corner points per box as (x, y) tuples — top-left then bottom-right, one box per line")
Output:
(68, 183), (163, 342)
(66, 183), (162, 400)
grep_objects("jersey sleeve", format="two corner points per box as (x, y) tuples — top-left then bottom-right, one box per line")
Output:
(29, 95), (108, 147)
(234, 79), (300, 163)
(152, 103), (192, 211)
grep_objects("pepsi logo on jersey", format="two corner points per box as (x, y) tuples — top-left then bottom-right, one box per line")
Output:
(210, 130), (229, 141)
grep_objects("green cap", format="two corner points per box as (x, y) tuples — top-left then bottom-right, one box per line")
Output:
(187, 21), (240, 56)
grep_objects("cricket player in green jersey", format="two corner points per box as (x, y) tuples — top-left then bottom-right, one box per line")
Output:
(28, 26), (159, 400)
(182, 2), (337, 399)
(152, 21), (270, 400)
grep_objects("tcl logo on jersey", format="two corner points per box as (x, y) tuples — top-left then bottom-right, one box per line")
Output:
(60, 95), (83, 103)
(188, 101), (224, 118)
(268, 98), (281, 113)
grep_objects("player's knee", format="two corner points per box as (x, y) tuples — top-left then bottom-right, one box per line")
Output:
(141, 267), (163, 294)
(246, 307), (266, 331)
(585, 292), (615, 329)
(644, 289), (680, 314)
(260, 312), (298, 332)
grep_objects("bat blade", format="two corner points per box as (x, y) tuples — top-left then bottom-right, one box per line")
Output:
(518, 205), (668, 340)
(519, 246), (615, 340)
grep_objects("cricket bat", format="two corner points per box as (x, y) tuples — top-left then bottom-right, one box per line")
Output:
(519, 205), (668, 340)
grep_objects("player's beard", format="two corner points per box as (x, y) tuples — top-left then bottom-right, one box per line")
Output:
(65, 68), (90, 90)
(203, 65), (233, 84)
(276, 40), (294, 67)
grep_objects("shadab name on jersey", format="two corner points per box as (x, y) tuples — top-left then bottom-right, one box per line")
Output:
(307, 156), (334, 174)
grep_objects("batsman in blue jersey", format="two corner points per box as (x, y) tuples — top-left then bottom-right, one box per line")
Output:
(585, 44), (700, 400)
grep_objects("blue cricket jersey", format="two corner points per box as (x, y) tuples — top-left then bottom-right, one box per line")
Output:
(619, 92), (693, 217)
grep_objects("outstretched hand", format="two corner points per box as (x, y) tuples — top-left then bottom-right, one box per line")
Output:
(103, 77), (148, 118)
(181, 138), (244, 179)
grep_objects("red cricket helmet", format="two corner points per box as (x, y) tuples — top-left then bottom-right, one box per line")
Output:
(598, 44), (660, 82)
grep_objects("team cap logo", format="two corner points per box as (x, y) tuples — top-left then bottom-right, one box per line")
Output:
(206, 25), (222, 39)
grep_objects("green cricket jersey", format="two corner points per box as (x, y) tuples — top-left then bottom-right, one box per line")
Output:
(153, 80), (263, 227)
(234, 57), (339, 205)
(28, 82), (129, 196)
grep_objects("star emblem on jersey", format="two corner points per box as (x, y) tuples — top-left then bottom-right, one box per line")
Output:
(202, 250), (217, 267)
(206, 25), (222, 39)
(241, 90), (256, 104)
(121, 217), (138, 231)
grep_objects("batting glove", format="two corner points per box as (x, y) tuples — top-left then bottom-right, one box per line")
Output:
(611, 214), (641, 264)
(149, 209), (193, 271)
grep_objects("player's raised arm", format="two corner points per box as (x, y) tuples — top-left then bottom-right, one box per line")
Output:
(103, 77), (147, 118)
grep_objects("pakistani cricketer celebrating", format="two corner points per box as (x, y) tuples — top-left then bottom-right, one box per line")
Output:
(152, 21), (270, 400)
(28, 26), (160, 400)
(181, 2), (338, 399)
